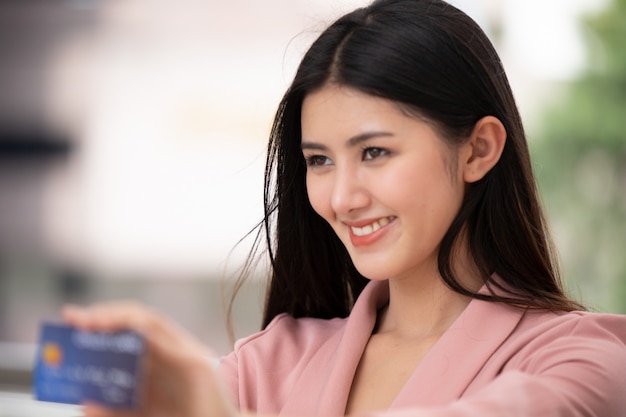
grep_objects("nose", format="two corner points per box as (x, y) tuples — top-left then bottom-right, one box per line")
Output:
(330, 164), (370, 216)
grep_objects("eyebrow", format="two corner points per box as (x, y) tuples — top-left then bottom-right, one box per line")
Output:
(301, 131), (394, 150)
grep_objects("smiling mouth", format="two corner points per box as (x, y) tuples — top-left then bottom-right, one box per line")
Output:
(350, 216), (396, 236)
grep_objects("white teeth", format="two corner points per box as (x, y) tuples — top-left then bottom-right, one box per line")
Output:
(351, 217), (393, 236)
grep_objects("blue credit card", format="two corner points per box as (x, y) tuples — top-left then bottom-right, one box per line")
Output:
(33, 322), (145, 409)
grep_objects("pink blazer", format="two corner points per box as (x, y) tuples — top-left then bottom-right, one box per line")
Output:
(219, 280), (626, 416)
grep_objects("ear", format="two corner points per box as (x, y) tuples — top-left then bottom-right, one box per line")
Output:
(462, 116), (506, 183)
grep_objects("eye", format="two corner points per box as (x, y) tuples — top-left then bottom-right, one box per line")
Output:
(304, 154), (332, 167)
(362, 147), (389, 161)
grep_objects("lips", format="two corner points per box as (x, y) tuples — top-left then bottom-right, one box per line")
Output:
(346, 216), (396, 247)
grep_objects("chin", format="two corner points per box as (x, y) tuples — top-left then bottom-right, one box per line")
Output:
(352, 265), (391, 282)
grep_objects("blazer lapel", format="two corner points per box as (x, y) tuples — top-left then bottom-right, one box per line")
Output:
(279, 280), (390, 417)
(391, 295), (526, 408)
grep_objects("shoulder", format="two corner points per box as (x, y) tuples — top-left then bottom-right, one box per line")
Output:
(219, 313), (349, 384)
(515, 309), (626, 343)
(218, 314), (349, 411)
(503, 309), (626, 373)
(463, 307), (626, 414)
(232, 313), (348, 360)
(228, 279), (387, 362)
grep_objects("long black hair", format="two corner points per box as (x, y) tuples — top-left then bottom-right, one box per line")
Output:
(231, 0), (583, 330)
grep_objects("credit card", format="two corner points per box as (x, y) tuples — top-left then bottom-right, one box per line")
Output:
(33, 322), (145, 409)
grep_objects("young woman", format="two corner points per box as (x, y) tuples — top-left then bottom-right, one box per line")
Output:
(64, 1), (626, 416)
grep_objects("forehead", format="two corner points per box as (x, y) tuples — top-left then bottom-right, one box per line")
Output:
(303, 85), (396, 116)
(302, 86), (410, 136)
(300, 85), (450, 146)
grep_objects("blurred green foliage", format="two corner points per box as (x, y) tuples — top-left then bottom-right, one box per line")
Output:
(533, 0), (626, 312)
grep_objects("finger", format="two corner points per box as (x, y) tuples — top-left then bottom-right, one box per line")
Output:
(62, 300), (220, 386)
(62, 302), (209, 359)
(62, 304), (97, 330)
(62, 301), (159, 333)
(82, 403), (139, 417)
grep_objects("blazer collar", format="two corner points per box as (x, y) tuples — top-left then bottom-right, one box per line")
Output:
(282, 278), (526, 415)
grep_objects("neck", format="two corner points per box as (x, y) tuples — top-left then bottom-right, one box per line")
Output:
(376, 240), (483, 339)
(376, 256), (482, 340)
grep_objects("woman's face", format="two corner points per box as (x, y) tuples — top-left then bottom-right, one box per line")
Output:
(301, 85), (467, 282)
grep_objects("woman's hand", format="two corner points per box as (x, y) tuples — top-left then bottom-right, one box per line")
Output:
(63, 301), (238, 417)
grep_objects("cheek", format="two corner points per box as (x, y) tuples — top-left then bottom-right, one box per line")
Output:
(376, 158), (461, 212)
(306, 175), (331, 219)
(374, 163), (430, 204)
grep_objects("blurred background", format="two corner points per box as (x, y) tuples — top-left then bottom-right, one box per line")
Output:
(0, 0), (624, 415)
